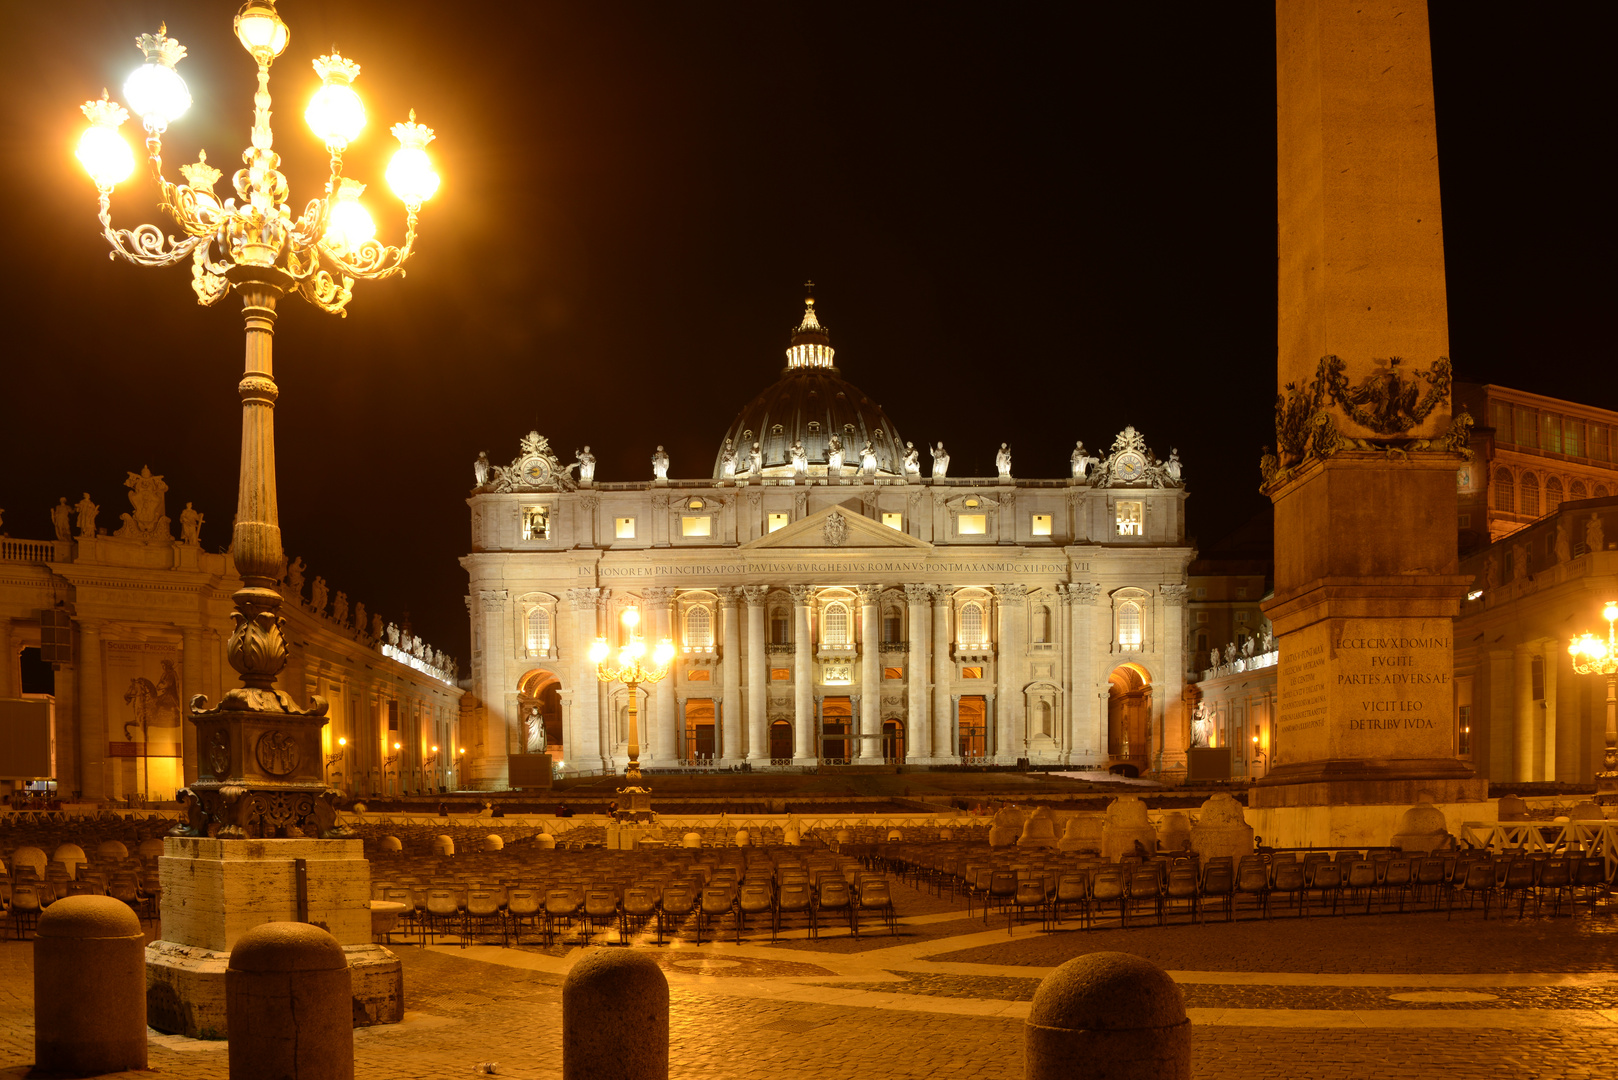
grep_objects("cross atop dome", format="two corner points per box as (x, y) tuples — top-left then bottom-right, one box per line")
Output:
(787, 283), (834, 369)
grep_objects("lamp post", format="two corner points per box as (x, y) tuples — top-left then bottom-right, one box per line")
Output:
(590, 608), (675, 816)
(423, 745), (441, 792)
(325, 736), (347, 789)
(76, 2), (438, 839)
(1568, 601), (1618, 805)
(382, 741), (402, 797)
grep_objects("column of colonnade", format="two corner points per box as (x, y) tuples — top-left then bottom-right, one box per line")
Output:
(904, 584), (930, 761)
(790, 585), (814, 764)
(743, 586), (769, 763)
(857, 585), (881, 760)
(719, 587), (742, 763)
(647, 587), (676, 764)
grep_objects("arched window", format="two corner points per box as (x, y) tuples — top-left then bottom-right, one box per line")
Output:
(1117, 602), (1142, 650)
(821, 603), (850, 645)
(1520, 473), (1540, 517)
(1493, 469), (1514, 512)
(526, 608), (550, 656)
(684, 606), (713, 649)
(1597, 484), (1611, 499)
(1545, 476), (1564, 510)
(1571, 480), (1588, 500)
(1033, 605), (1052, 643)
(958, 602), (985, 646)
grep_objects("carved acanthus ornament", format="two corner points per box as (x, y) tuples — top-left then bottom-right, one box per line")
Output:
(742, 585), (771, 606)
(903, 583), (931, 605)
(1160, 583), (1189, 606)
(789, 584), (815, 604)
(1065, 582), (1102, 605)
(856, 584), (883, 604)
(1263, 356), (1470, 490)
(995, 583), (1027, 606)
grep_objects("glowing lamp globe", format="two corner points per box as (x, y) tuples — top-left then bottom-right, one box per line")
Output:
(1606, 602), (1618, 623)
(124, 29), (191, 131)
(307, 52), (366, 149)
(622, 607), (640, 628)
(653, 641), (676, 667)
(325, 178), (375, 252)
(387, 111), (439, 207)
(77, 97), (135, 189)
(588, 639), (610, 665)
(234, 0), (289, 61)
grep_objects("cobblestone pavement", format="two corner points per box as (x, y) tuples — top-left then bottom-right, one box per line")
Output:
(1, 880), (1615, 1079)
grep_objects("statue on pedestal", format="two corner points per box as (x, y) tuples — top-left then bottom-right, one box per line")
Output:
(332, 592), (350, 627)
(179, 502), (204, 545)
(354, 601), (367, 637)
(860, 441), (877, 476)
(525, 706), (544, 753)
(995, 443), (1012, 479)
(931, 441), (950, 479)
(1588, 512), (1606, 554)
(370, 613), (385, 641)
(576, 446), (597, 484)
(651, 446), (670, 480)
(903, 441), (921, 479)
(51, 497), (72, 541)
(474, 451), (490, 487)
(718, 439), (737, 481)
(1071, 441), (1097, 479)
(311, 576), (329, 616)
(116, 465), (172, 542)
(789, 439), (808, 475)
(1191, 702), (1212, 748)
(285, 556), (306, 591)
(74, 493), (99, 538)
(1165, 449), (1183, 482)
(748, 441), (763, 479)
(826, 433), (844, 478)
(386, 623), (401, 647)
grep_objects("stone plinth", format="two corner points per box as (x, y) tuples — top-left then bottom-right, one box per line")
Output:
(1102, 796), (1157, 861)
(1188, 793), (1253, 863)
(145, 837), (401, 1038)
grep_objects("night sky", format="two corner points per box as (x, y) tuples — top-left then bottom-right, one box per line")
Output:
(0, 2), (1609, 666)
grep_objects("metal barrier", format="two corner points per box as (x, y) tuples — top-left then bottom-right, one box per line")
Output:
(1460, 820), (1618, 881)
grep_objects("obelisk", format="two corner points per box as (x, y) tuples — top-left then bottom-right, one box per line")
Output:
(1257, 0), (1484, 828)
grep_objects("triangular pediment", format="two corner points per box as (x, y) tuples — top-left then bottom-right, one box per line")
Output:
(741, 503), (933, 550)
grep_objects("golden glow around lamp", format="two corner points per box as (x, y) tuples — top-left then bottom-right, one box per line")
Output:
(124, 28), (191, 131)
(387, 110), (439, 208)
(588, 638), (610, 665)
(233, 0), (289, 62)
(77, 96), (135, 190)
(325, 178), (375, 252)
(306, 52), (366, 150)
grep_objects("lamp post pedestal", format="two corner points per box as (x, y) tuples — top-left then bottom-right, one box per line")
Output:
(1596, 673), (1618, 805)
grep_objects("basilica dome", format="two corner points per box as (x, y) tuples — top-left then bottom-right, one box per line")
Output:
(713, 295), (909, 479)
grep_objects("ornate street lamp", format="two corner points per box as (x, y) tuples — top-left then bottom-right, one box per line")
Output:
(76, 3), (438, 839)
(590, 608), (675, 817)
(1568, 601), (1618, 805)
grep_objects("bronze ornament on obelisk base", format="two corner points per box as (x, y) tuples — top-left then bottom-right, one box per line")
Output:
(1254, 0), (1487, 835)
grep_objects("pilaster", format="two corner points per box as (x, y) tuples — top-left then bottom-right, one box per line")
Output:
(994, 584), (1025, 762)
(646, 587), (677, 763)
(77, 619), (107, 801)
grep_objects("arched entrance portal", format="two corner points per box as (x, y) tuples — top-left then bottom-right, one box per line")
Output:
(1107, 663), (1151, 776)
(517, 669), (564, 764)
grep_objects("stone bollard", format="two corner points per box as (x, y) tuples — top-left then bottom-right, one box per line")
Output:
(1026, 952), (1190, 1080)
(483, 833), (505, 851)
(563, 950), (669, 1080)
(34, 895), (147, 1076)
(227, 922), (354, 1080)
(1188, 793), (1254, 862)
(1390, 804), (1450, 852)
(734, 829), (751, 847)
(1017, 807), (1059, 848)
(682, 832), (703, 849)
(379, 834), (402, 852)
(536, 832), (557, 850)
(430, 835), (455, 856)
(1496, 794), (1530, 821)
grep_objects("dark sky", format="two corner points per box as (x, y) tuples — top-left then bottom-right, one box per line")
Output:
(0, 2), (1609, 666)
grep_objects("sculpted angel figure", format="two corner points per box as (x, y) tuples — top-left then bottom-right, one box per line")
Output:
(995, 443), (1012, 478)
(931, 441), (950, 479)
(575, 446), (597, 483)
(652, 445), (670, 480)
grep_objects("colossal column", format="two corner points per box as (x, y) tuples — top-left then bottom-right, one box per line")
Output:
(1263, 0), (1480, 809)
(1512, 644), (1535, 782)
(567, 588), (603, 769)
(930, 588), (952, 761)
(743, 586), (769, 762)
(904, 584), (931, 761)
(790, 585), (815, 764)
(1158, 584), (1188, 777)
(857, 585), (882, 760)
(994, 585), (1026, 762)
(77, 620), (106, 800)
(0, 617), (12, 698)
(718, 587), (743, 763)
(181, 627), (205, 786)
(646, 587), (677, 765)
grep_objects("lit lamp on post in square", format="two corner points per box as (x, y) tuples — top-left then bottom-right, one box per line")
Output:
(75, 1), (439, 838)
(590, 607), (675, 819)
(1568, 602), (1618, 805)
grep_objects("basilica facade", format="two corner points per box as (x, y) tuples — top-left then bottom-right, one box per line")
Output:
(460, 297), (1195, 788)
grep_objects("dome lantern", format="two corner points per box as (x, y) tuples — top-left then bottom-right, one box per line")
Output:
(785, 281), (835, 371)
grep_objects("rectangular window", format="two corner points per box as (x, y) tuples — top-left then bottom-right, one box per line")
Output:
(881, 512), (903, 531)
(1196, 612), (1209, 624)
(1457, 704), (1471, 756)
(1458, 514), (1470, 528)
(962, 666), (983, 679)
(1116, 501), (1143, 536)
(1564, 418), (1583, 459)
(883, 666), (904, 680)
(1592, 425), (1611, 463)
(1236, 586), (1248, 599)
(686, 669), (710, 681)
(1195, 587), (1207, 599)
(522, 505), (550, 541)
(1515, 407), (1538, 449)
(957, 513), (987, 535)
(614, 517), (636, 539)
(770, 615), (789, 644)
(883, 615), (902, 642)
(1491, 401), (1512, 444)
(1030, 513), (1053, 536)
(1541, 413), (1562, 454)
(767, 512), (789, 533)
(770, 668), (791, 681)
(681, 515), (711, 537)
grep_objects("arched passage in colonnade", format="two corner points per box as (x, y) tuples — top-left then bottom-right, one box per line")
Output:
(1107, 663), (1152, 775)
(516, 669), (563, 763)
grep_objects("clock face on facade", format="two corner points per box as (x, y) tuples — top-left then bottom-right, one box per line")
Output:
(1115, 452), (1145, 482)
(521, 456), (551, 485)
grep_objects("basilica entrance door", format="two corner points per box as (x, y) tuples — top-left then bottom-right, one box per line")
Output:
(1107, 664), (1151, 770)
(958, 696), (987, 759)
(769, 720), (793, 762)
(881, 720), (904, 763)
(821, 696), (852, 762)
(684, 698), (716, 762)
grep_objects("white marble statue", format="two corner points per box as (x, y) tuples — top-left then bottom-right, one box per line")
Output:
(931, 441), (950, 479)
(748, 441), (762, 478)
(995, 443), (1012, 478)
(386, 622), (400, 647)
(50, 497), (72, 541)
(310, 576), (329, 616)
(860, 441), (877, 476)
(354, 601), (367, 636)
(903, 441), (921, 478)
(285, 556), (306, 591)
(474, 451), (490, 487)
(718, 439), (737, 481)
(789, 439), (808, 475)
(652, 446), (670, 480)
(179, 502), (203, 545)
(1588, 512), (1606, 554)
(1223, 642), (1236, 665)
(333, 591), (350, 627)
(826, 433), (844, 478)
(576, 446), (597, 483)
(525, 706), (544, 753)
(1241, 635), (1254, 657)
(1259, 627), (1274, 652)
(1191, 702), (1212, 748)
(74, 493), (99, 538)
(370, 613), (385, 640)
(1165, 448), (1182, 481)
